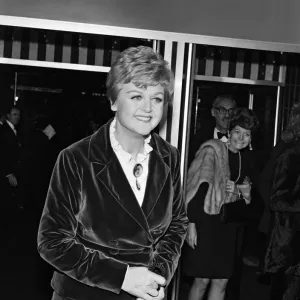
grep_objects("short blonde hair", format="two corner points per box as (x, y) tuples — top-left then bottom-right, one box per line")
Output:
(106, 46), (174, 104)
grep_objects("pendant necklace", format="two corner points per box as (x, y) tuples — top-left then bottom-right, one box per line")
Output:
(226, 143), (241, 183)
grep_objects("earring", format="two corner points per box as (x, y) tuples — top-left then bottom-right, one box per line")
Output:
(249, 142), (253, 151)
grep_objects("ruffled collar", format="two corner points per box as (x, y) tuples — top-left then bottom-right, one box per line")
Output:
(110, 118), (153, 164)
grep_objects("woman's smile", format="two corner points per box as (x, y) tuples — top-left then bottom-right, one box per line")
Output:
(135, 115), (152, 122)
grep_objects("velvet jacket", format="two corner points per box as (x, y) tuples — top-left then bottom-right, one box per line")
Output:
(264, 140), (300, 276)
(37, 119), (188, 300)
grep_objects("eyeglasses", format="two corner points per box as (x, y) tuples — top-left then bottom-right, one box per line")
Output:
(133, 163), (143, 191)
(214, 106), (235, 116)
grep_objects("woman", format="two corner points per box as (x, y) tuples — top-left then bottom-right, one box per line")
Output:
(183, 108), (259, 300)
(264, 102), (300, 299)
(37, 46), (188, 300)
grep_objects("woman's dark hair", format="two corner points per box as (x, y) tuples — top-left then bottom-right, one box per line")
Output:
(281, 101), (300, 143)
(229, 108), (259, 132)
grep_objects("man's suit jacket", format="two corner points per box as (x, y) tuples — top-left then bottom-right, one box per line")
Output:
(38, 119), (188, 300)
(0, 121), (22, 178)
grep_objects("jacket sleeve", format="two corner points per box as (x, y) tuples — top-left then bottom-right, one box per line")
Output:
(149, 149), (188, 285)
(37, 149), (127, 294)
(270, 149), (300, 213)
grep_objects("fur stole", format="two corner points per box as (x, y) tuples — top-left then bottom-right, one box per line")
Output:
(186, 139), (233, 215)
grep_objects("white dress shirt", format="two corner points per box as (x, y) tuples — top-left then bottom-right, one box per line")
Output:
(213, 127), (228, 143)
(110, 119), (152, 206)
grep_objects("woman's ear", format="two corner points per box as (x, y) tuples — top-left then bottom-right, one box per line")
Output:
(110, 98), (117, 111)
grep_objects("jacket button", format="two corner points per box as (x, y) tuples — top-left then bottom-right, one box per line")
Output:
(152, 229), (162, 235)
(109, 249), (119, 255)
(108, 240), (118, 246)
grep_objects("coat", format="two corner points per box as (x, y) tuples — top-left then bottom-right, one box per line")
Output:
(37, 119), (188, 300)
(257, 140), (287, 234)
(186, 139), (236, 215)
(264, 140), (300, 276)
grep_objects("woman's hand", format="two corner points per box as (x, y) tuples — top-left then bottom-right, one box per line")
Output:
(237, 177), (252, 204)
(226, 180), (238, 195)
(186, 223), (197, 249)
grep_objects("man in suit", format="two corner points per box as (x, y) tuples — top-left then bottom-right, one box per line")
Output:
(0, 106), (21, 187)
(0, 106), (22, 248)
(189, 95), (236, 163)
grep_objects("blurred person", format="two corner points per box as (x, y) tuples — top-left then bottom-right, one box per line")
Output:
(255, 132), (287, 286)
(85, 118), (100, 136)
(183, 108), (259, 300)
(25, 114), (58, 297)
(0, 106), (22, 248)
(264, 101), (300, 299)
(0, 113), (6, 126)
(27, 115), (58, 220)
(0, 106), (21, 188)
(38, 46), (188, 300)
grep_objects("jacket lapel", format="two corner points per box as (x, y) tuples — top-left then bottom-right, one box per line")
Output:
(88, 120), (171, 236)
(88, 120), (151, 237)
(141, 149), (170, 218)
(94, 153), (151, 235)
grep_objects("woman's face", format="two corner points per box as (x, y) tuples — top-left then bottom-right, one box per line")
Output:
(111, 82), (165, 138)
(228, 125), (251, 151)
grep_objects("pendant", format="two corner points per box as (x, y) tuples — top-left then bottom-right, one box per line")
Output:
(136, 179), (141, 191)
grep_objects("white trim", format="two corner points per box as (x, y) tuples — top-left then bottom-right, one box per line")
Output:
(0, 57), (110, 72)
(279, 63), (287, 84)
(180, 43), (193, 184)
(159, 40), (173, 140)
(249, 93), (254, 110)
(194, 75), (285, 86)
(1, 15), (300, 53)
(274, 86), (281, 146)
(170, 42), (185, 147)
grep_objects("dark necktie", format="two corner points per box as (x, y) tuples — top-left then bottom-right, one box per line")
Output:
(217, 132), (228, 139)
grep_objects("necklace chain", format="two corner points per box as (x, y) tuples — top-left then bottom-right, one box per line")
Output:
(226, 143), (241, 183)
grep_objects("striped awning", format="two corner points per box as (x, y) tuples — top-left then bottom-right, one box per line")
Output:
(0, 25), (153, 67)
(0, 25), (287, 85)
(195, 45), (287, 84)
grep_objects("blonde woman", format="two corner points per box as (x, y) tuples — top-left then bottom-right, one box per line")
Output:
(38, 46), (188, 300)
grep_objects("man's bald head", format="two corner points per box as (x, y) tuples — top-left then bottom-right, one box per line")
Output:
(213, 95), (236, 108)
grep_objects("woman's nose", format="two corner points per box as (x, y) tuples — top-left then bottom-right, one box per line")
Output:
(142, 98), (152, 112)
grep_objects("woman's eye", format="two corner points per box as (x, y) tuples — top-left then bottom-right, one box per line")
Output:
(132, 95), (142, 100)
(152, 97), (163, 104)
